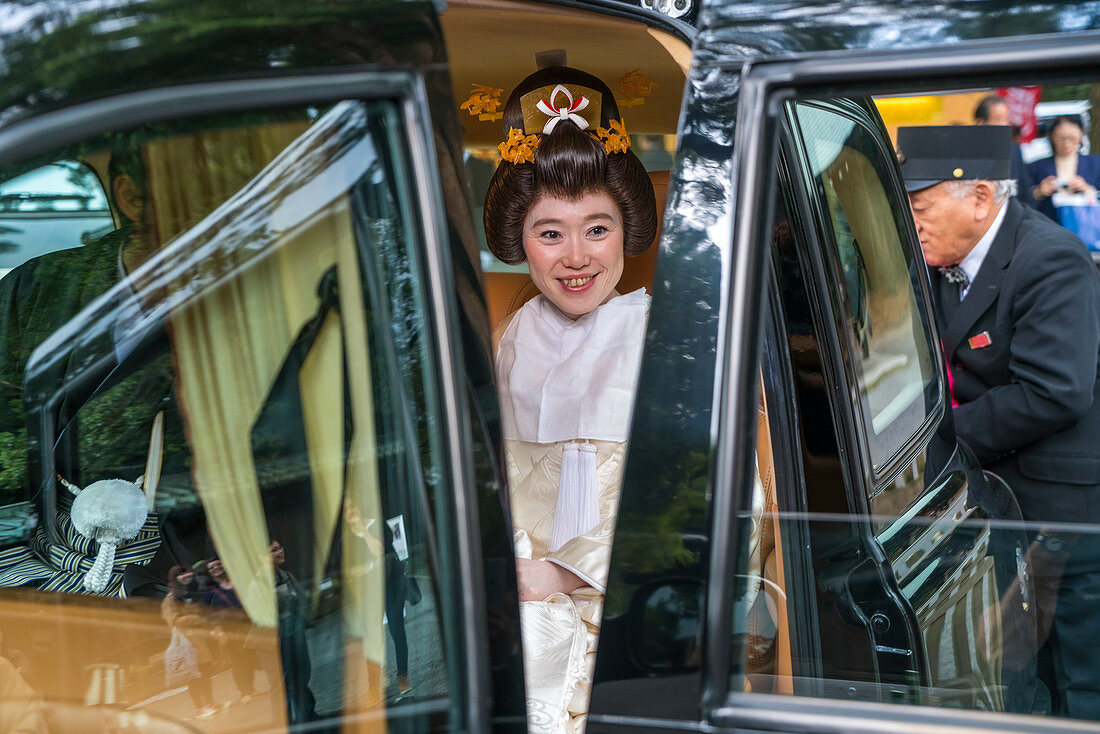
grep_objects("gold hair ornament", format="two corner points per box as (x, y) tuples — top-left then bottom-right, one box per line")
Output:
(520, 84), (603, 135)
(595, 119), (631, 154)
(615, 69), (657, 108)
(499, 82), (635, 163)
(460, 83), (504, 121)
(498, 117), (632, 164)
(499, 128), (540, 164)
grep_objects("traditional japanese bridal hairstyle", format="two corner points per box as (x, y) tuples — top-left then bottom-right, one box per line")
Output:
(484, 66), (658, 265)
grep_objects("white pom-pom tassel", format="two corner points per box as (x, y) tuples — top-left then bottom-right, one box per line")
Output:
(84, 541), (117, 592)
(70, 479), (148, 594)
(549, 442), (599, 552)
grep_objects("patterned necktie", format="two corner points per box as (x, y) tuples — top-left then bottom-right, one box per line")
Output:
(938, 265), (969, 300)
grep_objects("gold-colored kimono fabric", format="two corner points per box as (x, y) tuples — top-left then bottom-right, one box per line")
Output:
(508, 439), (626, 734)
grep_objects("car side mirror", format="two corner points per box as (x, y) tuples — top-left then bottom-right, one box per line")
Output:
(628, 577), (704, 672)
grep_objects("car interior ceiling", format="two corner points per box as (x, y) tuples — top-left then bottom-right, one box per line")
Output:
(439, 0), (691, 148)
(441, 0), (692, 318)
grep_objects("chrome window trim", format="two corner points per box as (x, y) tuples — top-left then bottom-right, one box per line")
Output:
(702, 53), (778, 713)
(714, 691), (1099, 734)
(0, 72), (413, 168)
(399, 76), (490, 734)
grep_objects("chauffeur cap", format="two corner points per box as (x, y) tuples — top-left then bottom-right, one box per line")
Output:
(896, 124), (1012, 192)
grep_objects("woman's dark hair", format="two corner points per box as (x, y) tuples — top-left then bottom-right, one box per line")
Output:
(484, 66), (657, 265)
(1048, 114), (1085, 141)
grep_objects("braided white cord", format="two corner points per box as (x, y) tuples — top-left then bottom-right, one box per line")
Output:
(84, 542), (117, 592)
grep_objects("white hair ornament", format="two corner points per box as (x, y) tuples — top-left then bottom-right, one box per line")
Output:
(535, 85), (591, 134)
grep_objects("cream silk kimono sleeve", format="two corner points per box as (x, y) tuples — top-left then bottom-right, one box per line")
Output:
(506, 437), (624, 734)
(505, 438), (625, 592)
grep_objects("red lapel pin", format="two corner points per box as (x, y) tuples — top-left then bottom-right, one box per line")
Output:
(968, 331), (992, 350)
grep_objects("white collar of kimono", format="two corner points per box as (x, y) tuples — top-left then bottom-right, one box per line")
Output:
(496, 287), (650, 444)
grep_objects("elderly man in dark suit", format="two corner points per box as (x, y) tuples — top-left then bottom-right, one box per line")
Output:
(899, 124), (1100, 720)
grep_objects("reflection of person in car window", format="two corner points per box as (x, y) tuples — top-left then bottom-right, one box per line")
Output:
(485, 66), (656, 733)
(163, 564), (220, 718)
(0, 143), (173, 504)
(202, 557), (260, 701)
(0, 624), (45, 732)
(382, 520), (412, 699)
(0, 140), (198, 598)
(268, 540), (316, 721)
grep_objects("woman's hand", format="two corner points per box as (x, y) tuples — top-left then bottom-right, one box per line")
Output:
(1036, 175), (1060, 199)
(1067, 174), (1094, 193)
(516, 558), (587, 601)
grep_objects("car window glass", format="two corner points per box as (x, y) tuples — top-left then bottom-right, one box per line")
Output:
(0, 161), (113, 280)
(730, 162), (1039, 720)
(0, 100), (455, 730)
(791, 102), (938, 481)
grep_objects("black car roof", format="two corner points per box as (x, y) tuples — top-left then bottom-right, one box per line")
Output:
(0, 0), (446, 129)
(4, 0), (1099, 132)
(695, 1), (1100, 59)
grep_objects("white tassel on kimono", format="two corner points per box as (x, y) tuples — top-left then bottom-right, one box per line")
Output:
(549, 442), (599, 552)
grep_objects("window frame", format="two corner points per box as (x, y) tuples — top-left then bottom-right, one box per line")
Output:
(708, 29), (1100, 734)
(759, 142), (828, 691)
(786, 98), (945, 491)
(0, 71), (491, 734)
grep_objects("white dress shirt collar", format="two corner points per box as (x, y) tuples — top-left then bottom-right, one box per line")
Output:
(958, 199), (1008, 298)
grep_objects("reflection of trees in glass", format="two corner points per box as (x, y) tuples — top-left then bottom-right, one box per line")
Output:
(0, 431), (26, 499)
(0, 161), (106, 213)
(796, 103), (935, 465)
(58, 161), (106, 210)
(605, 225), (721, 617)
(703, 3), (1100, 59)
(824, 147), (912, 329)
(611, 449), (708, 580)
(0, 230), (123, 506)
(352, 106), (441, 564)
(0, 0), (394, 125)
(72, 356), (192, 497)
(0, 105), (355, 509)
(641, 584), (701, 663)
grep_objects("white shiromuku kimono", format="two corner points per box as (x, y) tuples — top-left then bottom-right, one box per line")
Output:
(495, 288), (650, 734)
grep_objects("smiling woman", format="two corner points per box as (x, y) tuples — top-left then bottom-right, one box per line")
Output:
(521, 192), (625, 318)
(485, 65), (656, 733)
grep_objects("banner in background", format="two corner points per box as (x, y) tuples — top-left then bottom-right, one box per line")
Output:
(998, 86), (1042, 142)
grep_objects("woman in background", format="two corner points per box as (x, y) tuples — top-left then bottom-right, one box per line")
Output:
(1028, 115), (1100, 220)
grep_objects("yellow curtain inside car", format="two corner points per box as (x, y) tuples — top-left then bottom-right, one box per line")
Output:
(165, 205), (353, 628)
(141, 120), (388, 685)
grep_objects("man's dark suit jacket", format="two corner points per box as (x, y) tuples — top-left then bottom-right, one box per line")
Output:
(934, 198), (1100, 525)
(1026, 152), (1100, 221)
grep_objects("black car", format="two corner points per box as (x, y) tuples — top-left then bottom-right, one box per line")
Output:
(0, 1), (1097, 733)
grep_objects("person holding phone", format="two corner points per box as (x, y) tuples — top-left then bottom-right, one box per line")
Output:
(1028, 115), (1100, 221)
